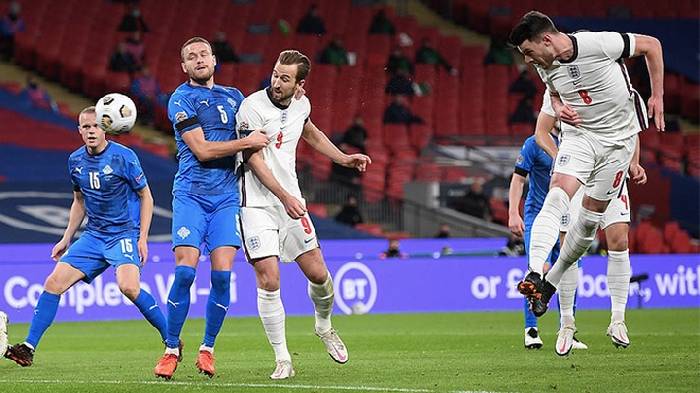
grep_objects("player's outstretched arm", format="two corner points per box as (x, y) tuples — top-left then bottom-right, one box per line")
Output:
(136, 185), (154, 265)
(51, 191), (86, 261)
(534, 111), (558, 159)
(508, 173), (526, 238)
(633, 34), (664, 132)
(302, 120), (371, 172)
(182, 127), (269, 162)
(247, 150), (307, 219)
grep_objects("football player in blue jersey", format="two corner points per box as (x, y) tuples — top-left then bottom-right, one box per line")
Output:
(508, 101), (586, 351)
(4, 106), (167, 367)
(154, 37), (269, 379)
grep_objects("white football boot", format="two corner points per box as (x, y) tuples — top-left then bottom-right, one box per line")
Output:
(270, 360), (295, 380)
(572, 335), (588, 350)
(524, 327), (543, 349)
(555, 324), (576, 356)
(317, 328), (348, 363)
(607, 321), (630, 348)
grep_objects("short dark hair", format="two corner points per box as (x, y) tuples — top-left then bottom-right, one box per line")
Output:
(181, 37), (212, 61)
(508, 11), (558, 47)
(277, 49), (311, 82)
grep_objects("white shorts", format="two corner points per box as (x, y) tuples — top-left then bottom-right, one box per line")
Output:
(554, 132), (636, 201)
(561, 181), (631, 232)
(240, 205), (320, 263)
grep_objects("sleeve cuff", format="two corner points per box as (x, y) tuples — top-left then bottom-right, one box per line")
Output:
(514, 167), (529, 177)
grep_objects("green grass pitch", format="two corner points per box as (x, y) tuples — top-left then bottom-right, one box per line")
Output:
(1, 309), (698, 393)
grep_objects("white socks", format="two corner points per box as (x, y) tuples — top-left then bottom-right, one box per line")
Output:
(257, 288), (291, 362)
(558, 262), (578, 326)
(308, 273), (334, 334)
(548, 207), (603, 287)
(607, 250), (631, 323)
(529, 187), (570, 275)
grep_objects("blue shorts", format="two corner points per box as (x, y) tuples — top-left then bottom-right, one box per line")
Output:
(172, 192), (241, 254)
(60, 231), (140, 283)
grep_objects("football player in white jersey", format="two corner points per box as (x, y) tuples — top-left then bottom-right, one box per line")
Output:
(235, 50), (371, 379)
(508, 11), (663, 334)
(536, 91), (647, 354)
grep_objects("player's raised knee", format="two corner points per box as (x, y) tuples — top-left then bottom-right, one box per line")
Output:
(119, 282), (141, 301)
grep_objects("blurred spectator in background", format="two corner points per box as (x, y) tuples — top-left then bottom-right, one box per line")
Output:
(319, 36), (349, 66)
(109, 43), (139, 73)
(335, 195), (363, 226)
(131, 66), (165, 126)
(435, 223), (451, 238)
(386, 47), (414, 75)
(0, 1), (24, 60)
(340, 116), (367, 152)
(212, 32), (240, 63)
(457, 180), (491, 220)
(381, 238), (407, 259)
(509, 96), (536, 125)
(498, 234), (525, 256)
(508, 69), (537, 99)
(384, 95), (423, 125)
(484, 36), (513, 65)
(369, 8), (395, 35)
(297, 4), (326, 35)
(118, 4), (149, 33)
(21, 76), (58, 112)
(385, 69), (416, 96)
(123, 32), (145, 69)
(415, 38), (456, 75)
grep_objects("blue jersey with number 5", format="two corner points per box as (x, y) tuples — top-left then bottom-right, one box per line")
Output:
(168, 82), (244, 196)
(68, 141), (147, 236)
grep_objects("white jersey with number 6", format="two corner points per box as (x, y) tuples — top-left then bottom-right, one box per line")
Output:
(535, 31), (648, 146)
(235, 88), (311, 207)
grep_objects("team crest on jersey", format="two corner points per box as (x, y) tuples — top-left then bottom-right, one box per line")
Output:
(516, 155), (524, 165)
(248, 235), (261, 251)
(567, 65), (581, 80)
(558, 154), (571, 166)
(175, 111), (188, 123)
(561, 213), (570, 227)
(102, 165), (113, 175)
(227, 98), (238, 111)
(281, 111), (287, 124)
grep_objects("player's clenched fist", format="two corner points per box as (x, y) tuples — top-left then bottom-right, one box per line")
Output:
(245, 129), (270, 150)
(341, 154), (372, 172)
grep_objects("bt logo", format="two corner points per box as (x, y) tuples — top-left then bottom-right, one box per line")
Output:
(333, 262), (377, 315)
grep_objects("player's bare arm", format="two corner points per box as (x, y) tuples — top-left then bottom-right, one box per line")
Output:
(629, 135), (647, 185)
(136, 185), (154, 265)
(550, 91), (581, 126)
(631, 34), (665, 131)
(508, 173), (526, 237)
(181, 127), (269, 162)
(534, 111), (559, 159)
(301, 120), (372, 172)
(246, 149), (307, 219)
(51, 191), (85, 261)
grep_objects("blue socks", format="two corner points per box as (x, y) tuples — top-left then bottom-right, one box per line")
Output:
(203, 270), (231, 348)
(133, 290), (167, 342)
(166, 265), (196, 348)
(26, 291), (60, 349)
(524, 298), (538, 329)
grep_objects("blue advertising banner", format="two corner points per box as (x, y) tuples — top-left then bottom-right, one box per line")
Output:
(1, 242), (698, 323)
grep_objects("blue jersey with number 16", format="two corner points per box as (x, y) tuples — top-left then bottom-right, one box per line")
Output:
(68, 141), (147, 236)
(168, 82), (245, 196)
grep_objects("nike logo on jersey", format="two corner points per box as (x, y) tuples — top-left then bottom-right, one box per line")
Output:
(606, 190), (619, 196)
(304, 238), (315, 244)
(620, 212), (630, 216)
(199, 100), (209, 107)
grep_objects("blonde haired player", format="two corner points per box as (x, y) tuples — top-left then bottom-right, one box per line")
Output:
(509, 11), (663, 333)
(535, 91), (646, 356)
(236, 50), (371, 379)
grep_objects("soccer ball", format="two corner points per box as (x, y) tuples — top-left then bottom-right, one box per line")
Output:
(95, 93), (137, 134)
